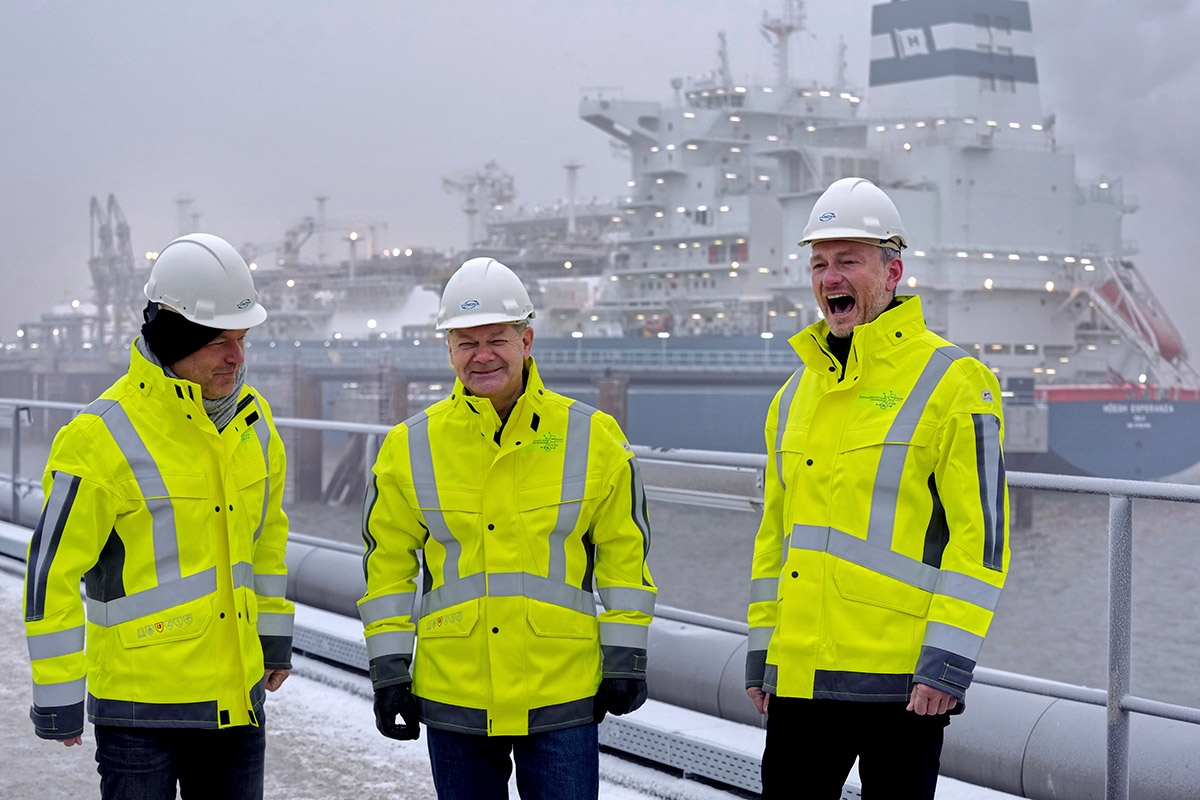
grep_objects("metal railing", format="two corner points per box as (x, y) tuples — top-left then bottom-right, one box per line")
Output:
(3, 397), (1198, 800)
(0, 338), (804, 376)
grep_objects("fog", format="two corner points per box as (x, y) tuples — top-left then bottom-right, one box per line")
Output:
(2, 0), (1198, 350)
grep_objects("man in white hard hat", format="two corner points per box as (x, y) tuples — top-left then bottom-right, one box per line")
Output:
(23, 233), (293, 799)
(360, 257), (656, 799)
(745, 178), (1010, 799)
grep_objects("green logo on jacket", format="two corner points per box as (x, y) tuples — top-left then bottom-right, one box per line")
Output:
(859, 389), (903, 409)
(532, 432), (563, 452)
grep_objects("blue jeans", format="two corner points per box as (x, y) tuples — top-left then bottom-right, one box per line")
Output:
(427, 723), (599, 800)
(94, 723), (266, 800)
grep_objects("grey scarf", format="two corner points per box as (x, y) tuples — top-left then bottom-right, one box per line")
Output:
(136, 337), (247, 432)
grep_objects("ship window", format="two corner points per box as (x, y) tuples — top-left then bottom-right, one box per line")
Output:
(975, 13), (990, 28)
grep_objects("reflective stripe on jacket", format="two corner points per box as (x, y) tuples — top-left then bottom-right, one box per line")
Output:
(360, 358), (655, 736)
(747, 296), (1008, 704)
(23, 342), (293, 738)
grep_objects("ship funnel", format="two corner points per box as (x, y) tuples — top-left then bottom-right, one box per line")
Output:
(867, 0), (1044, 122)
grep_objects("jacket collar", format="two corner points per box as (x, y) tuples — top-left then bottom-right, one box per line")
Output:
(129, 337), (201, 407)
(128, 336), (250, 424)
(789, 295), (927, 368)
(452, 356), (546, 433)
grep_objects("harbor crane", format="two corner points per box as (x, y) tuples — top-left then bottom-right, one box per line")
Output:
(88, 194), (140, 345)
(240, 217), (317, 267)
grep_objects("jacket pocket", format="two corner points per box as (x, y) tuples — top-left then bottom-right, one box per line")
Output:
(838, 420), (935, 452)
(833, 558), (931, 617)
(121, 471), (210, 501)
(776, 428), (807, 487)
(527, 601), (597, 640)
(418, 599), (479, 639)
(231, 447), (268, 491)
(116, 595), (213, 648)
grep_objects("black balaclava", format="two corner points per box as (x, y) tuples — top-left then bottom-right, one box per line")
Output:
(141, 302), (221, 365)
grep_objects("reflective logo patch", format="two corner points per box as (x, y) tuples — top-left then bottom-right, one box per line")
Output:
(982, 389), (993, 403)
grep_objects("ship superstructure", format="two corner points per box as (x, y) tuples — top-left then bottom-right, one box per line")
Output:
(461, 0), (1200, 479)
(547, 0), (1197, 396)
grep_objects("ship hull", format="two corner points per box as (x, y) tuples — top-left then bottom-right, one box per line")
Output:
(1035, 398), (1200, 481)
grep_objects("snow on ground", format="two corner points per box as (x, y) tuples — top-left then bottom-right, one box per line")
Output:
(2, 561), (1015, 799)
(1, 568), (737, 799)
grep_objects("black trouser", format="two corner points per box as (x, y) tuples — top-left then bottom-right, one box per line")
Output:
(94, 722), (266, 800)
(760, 697), (950, 800)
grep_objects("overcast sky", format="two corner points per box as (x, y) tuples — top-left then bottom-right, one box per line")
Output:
(2, 1), (1198, 350)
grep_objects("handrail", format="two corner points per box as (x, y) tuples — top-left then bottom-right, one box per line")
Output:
(2, 395), (1195, 800)
(0, 340), (805, 376)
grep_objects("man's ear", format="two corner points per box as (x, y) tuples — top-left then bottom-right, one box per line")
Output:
(885, 257), (904, 292)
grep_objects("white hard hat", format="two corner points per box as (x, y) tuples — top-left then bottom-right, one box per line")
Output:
(144, 233), (267, 329)
(799, 177), (907, 250)
(436, 257), (535, 331)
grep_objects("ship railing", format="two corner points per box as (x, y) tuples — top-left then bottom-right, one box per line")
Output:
(0, 339), (806, 375)
(2, 398), (1196, 800)
(235, 342), (802, 374)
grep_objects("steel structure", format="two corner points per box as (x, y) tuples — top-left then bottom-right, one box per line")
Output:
(87, 194), (140, 345)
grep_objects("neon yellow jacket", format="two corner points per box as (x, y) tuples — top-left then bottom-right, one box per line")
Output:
(746, 296), (1008, 704)
(360, 358), (655, 736)
(23, 342), (293, 738)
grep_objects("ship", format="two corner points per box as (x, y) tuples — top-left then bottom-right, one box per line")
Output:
(456, 0), (1200, 481)
(10, 0), (1200, 482)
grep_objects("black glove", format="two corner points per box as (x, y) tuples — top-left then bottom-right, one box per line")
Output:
(373, 683), (421, 740)
(592, 677), (648, 724)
